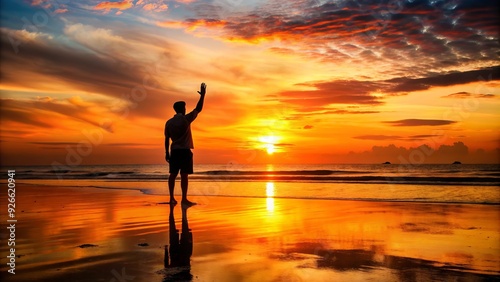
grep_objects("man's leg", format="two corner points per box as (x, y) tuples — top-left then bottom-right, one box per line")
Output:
(180, 173), (195, 205)
(180, 173), (188, 202)
(168, 172), (178, 204)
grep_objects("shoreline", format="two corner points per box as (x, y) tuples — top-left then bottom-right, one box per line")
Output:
(17, 180), (500, 206)
(0, 184), (499, 281)
(10, 177), (500, 187)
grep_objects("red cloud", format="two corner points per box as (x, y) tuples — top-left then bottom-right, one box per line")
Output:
(54, 8), (68, 14)
(94, 0), (133, 12)
(278, 80), (384, 109)
(157, 19), (227, 31)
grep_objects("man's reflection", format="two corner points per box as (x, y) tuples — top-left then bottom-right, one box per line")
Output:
(164, 204), (193, 280)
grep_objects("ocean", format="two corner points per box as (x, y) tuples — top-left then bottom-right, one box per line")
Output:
(6, 163), (500, 204)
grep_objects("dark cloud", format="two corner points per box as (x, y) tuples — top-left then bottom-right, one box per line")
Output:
(442, 91), (472, 98)
(275, 143), (294, 147)
(29, 142), (78, 146)
(102, 143), (153, 147)
(405, 134), (445, 141)
(28, 142), (78, 150)
(410, 135), (442, 138)
(385, 119), (457, 126)
(409, 134), (443, 139)
(354, 135), (402, 140)
(477, 94), (496, 98)
(353, 134), (443, 141)
(442, 92), (496, 99)
(324, 109), (380, 114)
(386, 66), (500, 93)
(303, 125), (313, 129)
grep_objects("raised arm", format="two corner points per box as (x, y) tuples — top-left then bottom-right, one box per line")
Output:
(195, 82), (206, 113)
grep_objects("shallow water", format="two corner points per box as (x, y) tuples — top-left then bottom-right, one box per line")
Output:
(21, 179), (500, 204)
(0, 185), (498, 282)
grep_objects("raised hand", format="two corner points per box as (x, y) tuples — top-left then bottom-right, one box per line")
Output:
(197, 82), (206, 96)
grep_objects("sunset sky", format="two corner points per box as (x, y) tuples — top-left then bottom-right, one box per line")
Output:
(1, 0), (499, 166)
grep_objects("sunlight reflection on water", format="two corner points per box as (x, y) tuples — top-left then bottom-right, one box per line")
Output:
(266, 182), (275, 212)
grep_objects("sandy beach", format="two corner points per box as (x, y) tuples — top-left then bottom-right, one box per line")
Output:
(1, 184), (499, 282)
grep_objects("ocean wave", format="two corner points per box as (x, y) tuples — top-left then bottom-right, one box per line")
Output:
(8, 172), (500, 186)
(5, 164), (499, 186)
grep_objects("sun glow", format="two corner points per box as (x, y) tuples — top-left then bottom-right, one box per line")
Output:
(259, 135), (279, 155)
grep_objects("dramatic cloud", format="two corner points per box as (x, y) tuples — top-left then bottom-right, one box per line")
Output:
(0, 27), (184, 121)
(159, 0), (499, 77)
(1, 1), (498, 165)
(1, 28), (137, 93)
(0, 106), (55, 128)
(275, 66), (500, 112)
(385, 119), (457, 127)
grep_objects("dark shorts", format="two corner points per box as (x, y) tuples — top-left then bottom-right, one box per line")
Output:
(169, 149), (193, 174)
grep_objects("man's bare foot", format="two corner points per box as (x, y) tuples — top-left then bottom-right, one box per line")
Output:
(169, 198), (178, 205)
(181, 200), (196, 207)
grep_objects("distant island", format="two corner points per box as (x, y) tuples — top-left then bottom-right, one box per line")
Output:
(452, 161), (462, 164)
(382, 161), (391, 164)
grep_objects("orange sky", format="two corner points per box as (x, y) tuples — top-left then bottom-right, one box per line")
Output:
(0, 0), (499, 166)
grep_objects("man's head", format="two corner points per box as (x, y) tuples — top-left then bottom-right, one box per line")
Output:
(173, 101), (186, 115)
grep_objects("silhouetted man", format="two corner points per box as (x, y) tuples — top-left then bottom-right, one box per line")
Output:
(164, 83), (206, 206)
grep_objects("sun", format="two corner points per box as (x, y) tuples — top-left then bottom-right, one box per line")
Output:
(259, 135), (279, 155)
(265, 144), (275, 154)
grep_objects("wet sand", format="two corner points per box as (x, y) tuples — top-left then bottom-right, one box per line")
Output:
(0, 184), (499, 282)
